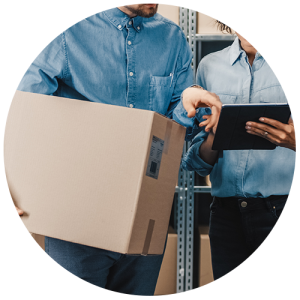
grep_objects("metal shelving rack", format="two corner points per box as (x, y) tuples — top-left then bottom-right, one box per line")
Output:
(174, 8), (235, 293)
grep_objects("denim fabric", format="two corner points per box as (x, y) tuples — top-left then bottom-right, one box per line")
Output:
(45, 237), (165, 295)
(176, 37), (295, 198)
(18, 7), (193, 295)
(17, 8), (193, 118)
(209, 195), (287, 280)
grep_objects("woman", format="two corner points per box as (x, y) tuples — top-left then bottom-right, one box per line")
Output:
(175, 23), (296, 280)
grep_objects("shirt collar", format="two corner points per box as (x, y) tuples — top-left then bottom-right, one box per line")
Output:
(103, 7), (143, 32)
(229, 36), (264, 65)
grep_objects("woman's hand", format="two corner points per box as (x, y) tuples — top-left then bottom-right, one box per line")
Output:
(245, 117), (296, 151)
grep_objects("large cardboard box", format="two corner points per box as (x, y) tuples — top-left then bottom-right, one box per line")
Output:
(5, 91), (186, 255)
(198, 226), (214, 287)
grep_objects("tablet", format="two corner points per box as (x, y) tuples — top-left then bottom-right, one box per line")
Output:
(212, 103), (291, 150)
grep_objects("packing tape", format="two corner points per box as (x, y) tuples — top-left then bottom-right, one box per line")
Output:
(142, 219), (155, 255)
(163, 121), (172, 155)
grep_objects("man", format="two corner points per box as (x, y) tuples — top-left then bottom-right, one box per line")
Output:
(15, 4), (194, 296)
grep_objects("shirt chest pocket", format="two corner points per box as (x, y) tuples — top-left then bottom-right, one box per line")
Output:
(149, 75), (173, 115)
(259, 85), (288, 103)
(218, 94), (237, 104)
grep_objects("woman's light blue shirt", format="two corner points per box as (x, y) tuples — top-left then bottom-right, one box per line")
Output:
(174, 37), (295, 198)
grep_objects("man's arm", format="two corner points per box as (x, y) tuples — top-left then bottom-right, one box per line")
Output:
(18, 33), (67, 95)
(173, 58), (222, 140)
(181, 86), (222, 132)
(165, 32), (193, 119)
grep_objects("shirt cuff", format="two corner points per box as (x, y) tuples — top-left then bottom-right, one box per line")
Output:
(173, 88), (213, 141)
(173, 98), (194, 127)
(182, 140), (214, 176)
(173, 96), (205, 141)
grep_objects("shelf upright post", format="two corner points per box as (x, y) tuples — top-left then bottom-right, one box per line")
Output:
(175, 7), (189, 293)
(188, 9), (197, 81)
(175, 11), (235, 291)
(185, 9), (197, 291)
(185, 142), (194, 291)
(175, 7), (196, 293)
(176, 145), (187, 293)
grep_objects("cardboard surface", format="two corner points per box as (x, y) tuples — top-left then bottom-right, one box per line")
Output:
(198, 226), (214, 287)
(5, 91), (186, 255)
(154, 227), (177, 295)
(31, 233), (45, 250)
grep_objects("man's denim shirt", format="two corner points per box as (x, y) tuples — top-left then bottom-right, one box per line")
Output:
(18, 8), (193, 118)
(174, 37), (295, 198)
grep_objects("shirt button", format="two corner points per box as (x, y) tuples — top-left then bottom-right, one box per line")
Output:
(128, 41), (132, 45)
(129, 21), (132, 25)
(129, 104), (134, 108)
(241, 201), (247, 208)
(137, 26), (140, 30)
(117, 25), (122, 29)
(129, 72), (133, 76)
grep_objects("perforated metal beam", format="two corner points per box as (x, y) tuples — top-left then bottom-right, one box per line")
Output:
(176, 7), (197, 293)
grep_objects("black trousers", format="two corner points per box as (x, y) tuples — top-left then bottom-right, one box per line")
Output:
(209, 195), (288, 280)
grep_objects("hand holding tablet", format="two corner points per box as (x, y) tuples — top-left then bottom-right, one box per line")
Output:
(211, 103), (292, 150)
(246, 117), (295, 151)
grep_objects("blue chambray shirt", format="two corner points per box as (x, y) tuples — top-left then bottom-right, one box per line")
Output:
(174, 37), (295, 198)
(18, 8), (193, 118)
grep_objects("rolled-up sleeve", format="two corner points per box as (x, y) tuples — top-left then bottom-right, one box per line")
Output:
(173, 99), (199, 141)
(174, 99), (212, 141)
(181, 130), (214, 176)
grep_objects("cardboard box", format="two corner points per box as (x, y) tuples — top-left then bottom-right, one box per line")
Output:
(198, 226), (214, 287)
(5, 91), (186, 255)
(154, 227), (177, 295)
(31, 233), (45, 250)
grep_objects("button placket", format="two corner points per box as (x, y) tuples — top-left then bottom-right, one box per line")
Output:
(125, 25), (136, 108)
(240, 55), (253, 104)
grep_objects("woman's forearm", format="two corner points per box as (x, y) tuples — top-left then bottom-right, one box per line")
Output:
(199, 132), (219, 165)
